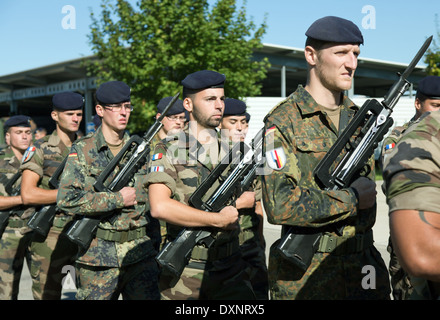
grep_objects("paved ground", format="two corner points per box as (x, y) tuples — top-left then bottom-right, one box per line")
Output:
(17, 181), (391, 300)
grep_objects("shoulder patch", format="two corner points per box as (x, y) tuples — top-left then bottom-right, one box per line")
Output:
(151, 153), (163, 161)
(266, 147), (286, 170)
(149, 166), (164, 173)
(21, 146), (36, 164)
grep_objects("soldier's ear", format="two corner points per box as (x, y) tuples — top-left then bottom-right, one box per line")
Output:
(304, 45), (318, 67)
(183, 97), (193, 113)
(95, 105), (105, 118)
(51, 110), (59, 122)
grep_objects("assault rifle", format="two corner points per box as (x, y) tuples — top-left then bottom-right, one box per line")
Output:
(65, 92), (180, 250)
(156, 128), (264, 288)
(276, 36), (433, 272)
(27, 156), (68, 237)
(0, 172), (24, 237)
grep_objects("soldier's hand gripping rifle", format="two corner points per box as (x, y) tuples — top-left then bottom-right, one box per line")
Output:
(0, 172), (25, 238)
(156, 128), (264, 288)
(276, 36), (433, 272)
(65, 92), (180, 250)
(27, 156), (68, 237)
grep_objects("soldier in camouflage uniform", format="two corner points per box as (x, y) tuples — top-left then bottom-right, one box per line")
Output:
(153, 96), (186, 251)
(57, 81), (160, 300)
(220, 98), (268, 299)
(381, 76), (440, 300)
(383, 76), (440, 299)
(20, 92), (84, 299)
(262, 16), (390, 299)
(0, 116), (33, 299)
(147, 70), (256, 300)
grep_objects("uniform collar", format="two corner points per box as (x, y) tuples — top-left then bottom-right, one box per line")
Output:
(294, 85), (358, 115)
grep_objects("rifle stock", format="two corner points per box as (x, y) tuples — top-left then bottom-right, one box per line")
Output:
(0, 172), (25, 237)
(66, 92), (180, 249)
(276, 36), (433, 272)
(27, 156), (68, 237)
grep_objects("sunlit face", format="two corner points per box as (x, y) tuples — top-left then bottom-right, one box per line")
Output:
(415, 98), (440, 118)
(52, 109), (83, 133)
(185, 88), (225, 129)
(220, 115), (247, 142)
(96, 102), (132, 132)
(159, 112), (186, 136)
(6, 126), (32, 153)
(313, 43), (360, 92)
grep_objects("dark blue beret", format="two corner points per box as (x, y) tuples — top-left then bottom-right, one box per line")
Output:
(52, 92), (84, 110)
(96, 81), (131, 104)
(245, 112), (250, 122)
(305, 16), (364, 45)
(181, 70), (225, 90)
(4, 115), (32, 129)
(418, 76), (440, 99)
(156, 96), (185, 115)
(223, 98), (247, 116)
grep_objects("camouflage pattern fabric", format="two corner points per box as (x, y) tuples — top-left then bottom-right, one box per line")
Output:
(383, 110), (440, 299)
(0, 146), (33, 299)
(262, 85), (390, 299)
(19, 131), (77, 299)
(380, 120), (415, 300)
(238, 178), (268, 300)
(146, 127), (256, 300)
(76, 257), (159, 300)
(57, 127), (159, 299)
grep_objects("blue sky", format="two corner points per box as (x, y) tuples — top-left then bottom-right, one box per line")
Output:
(0, 0), (438, 76)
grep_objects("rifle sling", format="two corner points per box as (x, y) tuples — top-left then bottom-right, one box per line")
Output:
(190, 240), (239, 261)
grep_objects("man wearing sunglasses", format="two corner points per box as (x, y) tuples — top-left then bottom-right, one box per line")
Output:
(57, 81), (160, 300)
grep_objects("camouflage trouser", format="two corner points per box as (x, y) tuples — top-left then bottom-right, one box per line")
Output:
(239, 230), (268, 300)
(268, 239), (391, 300)
(29, 223), (78, 300)
(0, 226), (33, 300)
(160, 251), (256, 300)
(75, 256), (160, 300)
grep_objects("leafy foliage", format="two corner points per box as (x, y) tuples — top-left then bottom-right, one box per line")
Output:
(424, 15), (440, 76)
(87, 0), (270, 133)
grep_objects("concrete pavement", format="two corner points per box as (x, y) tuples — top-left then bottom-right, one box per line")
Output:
(17, 181), (391, 300)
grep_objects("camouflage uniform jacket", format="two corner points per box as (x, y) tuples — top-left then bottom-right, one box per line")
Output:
(262, 85), (376, 237)
(0, 146), (33, 225)
(383, 110), (440, 214)
(383, 110), (440, 298)
(380, 117), (415, 168)
(20, 130), (70, 217)
(57, 126), (156, 267)
(145, 126), (241, 258)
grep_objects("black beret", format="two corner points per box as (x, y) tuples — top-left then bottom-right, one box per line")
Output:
(52, 92), (84, 110)
(181, 70), (225, 90)
(96, 81), (131, 104)
(245, 112), (251, 122)
(4, 115), (32, 130)
(156, 96), (185, 115)
(305, 16), (364, 45)
(418, 76), (440, 99)
(223, 98), (246, 116)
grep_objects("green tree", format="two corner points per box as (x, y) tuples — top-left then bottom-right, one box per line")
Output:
(425, 15), (440, 76)
(87, 0), (270, 133)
